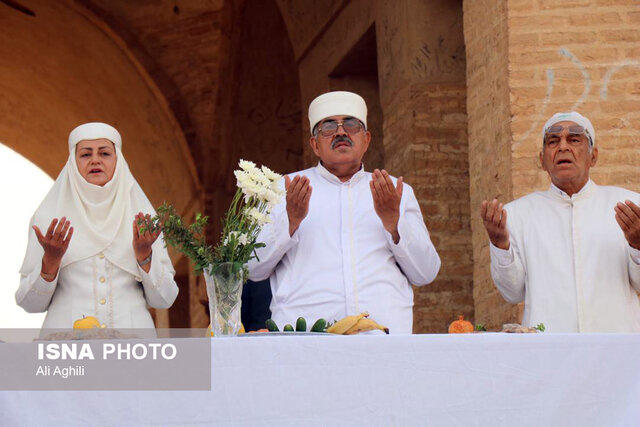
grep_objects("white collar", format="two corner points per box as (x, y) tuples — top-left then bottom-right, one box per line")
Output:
(548, 179), (595, 200)
(316, 162), (366, 185)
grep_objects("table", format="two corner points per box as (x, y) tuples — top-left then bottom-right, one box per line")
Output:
(1, 333), (639, 426)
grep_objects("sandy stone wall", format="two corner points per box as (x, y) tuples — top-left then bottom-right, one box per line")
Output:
(464, 0), (519, 330)
(465, 0), (640, 329)
(508, 0), (640, 196)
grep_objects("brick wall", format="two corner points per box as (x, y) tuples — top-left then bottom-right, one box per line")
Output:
(508, 0), (640, 197)
(464, 0), (521, 330)
(384, 82), (472, 333)
(465, 0), (640, 329)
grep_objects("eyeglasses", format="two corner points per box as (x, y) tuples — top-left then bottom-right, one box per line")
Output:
(544, 125), (592, 147)
(314, 118), (364, 137)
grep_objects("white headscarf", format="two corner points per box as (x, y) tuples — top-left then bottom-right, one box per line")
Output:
(20, 122), (163, 278)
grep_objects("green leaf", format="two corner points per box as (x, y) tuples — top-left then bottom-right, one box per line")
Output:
(232, 261), (242, 274)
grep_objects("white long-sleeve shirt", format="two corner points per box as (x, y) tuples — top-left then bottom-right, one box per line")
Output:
(490, 180), (640, 332)
(248, 163), (441, 334)
(16, 247), (178, 329)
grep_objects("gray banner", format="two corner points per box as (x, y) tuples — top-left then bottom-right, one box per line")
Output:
(0, 329), (211, 390)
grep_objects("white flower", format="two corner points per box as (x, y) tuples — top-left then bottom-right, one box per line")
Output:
(239, 159), (257, 173)
(247, 207), (271, 225)
(265, 188), (282, 204)
(251, 168), (271, 188)
(223, 231), (250, 246)
(234, 170), (250, 191)
(261, 165), (281, 182)
(237, 233), (249, 245)
(235, 170), (263, 200)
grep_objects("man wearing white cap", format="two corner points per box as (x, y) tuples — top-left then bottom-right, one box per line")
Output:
(248, 91), (441, 334)
(481, 112), (640, 332)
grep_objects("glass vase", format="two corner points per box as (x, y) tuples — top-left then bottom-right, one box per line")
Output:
(204, 262), (245, 336)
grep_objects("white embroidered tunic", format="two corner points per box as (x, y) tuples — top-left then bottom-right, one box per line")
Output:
(248, 164), (441, 334)
(490, 180), (640, 332)
(16, 244), (178, 329)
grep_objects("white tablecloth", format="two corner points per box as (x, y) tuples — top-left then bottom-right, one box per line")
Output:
(1, 333), (639, 426)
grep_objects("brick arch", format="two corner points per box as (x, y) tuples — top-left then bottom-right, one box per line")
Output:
(0, 0), (201, 215)
(0, 0), (202, 327)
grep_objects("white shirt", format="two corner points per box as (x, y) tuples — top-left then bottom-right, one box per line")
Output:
(16, 247), (178, 329)
(490, 180), (640, 332)
(248, 163), (441, 334)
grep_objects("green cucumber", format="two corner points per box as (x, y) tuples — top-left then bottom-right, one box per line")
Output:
(310, 318), (327, 333)
(296, 317), (307, 332)
(265, 319), (279, 332)
(283, 324), (294, 332)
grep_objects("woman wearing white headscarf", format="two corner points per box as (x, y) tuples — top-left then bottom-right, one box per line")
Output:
(16, 122), (179, 329)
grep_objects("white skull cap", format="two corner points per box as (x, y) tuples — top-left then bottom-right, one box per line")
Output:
(308, 91), (367, 135)
(68, 122), (122, 152)
(542, 112), (595, 147)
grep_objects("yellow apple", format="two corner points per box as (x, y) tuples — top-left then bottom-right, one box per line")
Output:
(73, 315), (101, 329)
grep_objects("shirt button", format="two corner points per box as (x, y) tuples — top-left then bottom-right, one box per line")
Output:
(98, 253), (105, 259)
(99, 277), (105, 283)
(99, 298), (106, 305)
(100, 324), (106, 328)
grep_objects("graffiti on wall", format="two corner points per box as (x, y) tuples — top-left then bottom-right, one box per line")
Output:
(515, 47), (640, 147)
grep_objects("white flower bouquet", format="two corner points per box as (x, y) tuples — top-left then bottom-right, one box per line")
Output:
(139, 159), (284, 275)
(216, 160), (284, 274)
(140, 159), (283, 335)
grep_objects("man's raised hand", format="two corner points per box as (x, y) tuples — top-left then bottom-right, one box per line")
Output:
(480, 199), (510, 250)
(285, 175), (312, 236)
(370, 169), (402, 244)
(614, 200), (640, 250)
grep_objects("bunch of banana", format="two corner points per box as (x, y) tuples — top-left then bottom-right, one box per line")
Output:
(326, 312), (390, 335)
(344, 318), (389, 335)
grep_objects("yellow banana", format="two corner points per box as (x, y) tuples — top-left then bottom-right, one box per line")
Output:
(327, 312), (369, 334)
(344, 318), (389, 335)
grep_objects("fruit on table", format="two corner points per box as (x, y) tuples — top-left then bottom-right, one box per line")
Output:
(448, 315), (474, 333)
(73, 315), (101, 329)
(501, 323), (542, 333)
(265, 319), (279, 332)
(207, 323), (245, 336)
(327, 312), (369, 334)
(344, 318), (389, 335)
(295, 317), (307, 332)
(262, 318), (330, 333)
(310, 318), (328, 332)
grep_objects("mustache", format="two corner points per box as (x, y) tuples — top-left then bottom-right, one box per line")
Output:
(330, 135), (354, 149)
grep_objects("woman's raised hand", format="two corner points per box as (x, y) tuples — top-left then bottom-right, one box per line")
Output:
(33, 217), (74, 280)
(132, 212), (161, 270)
